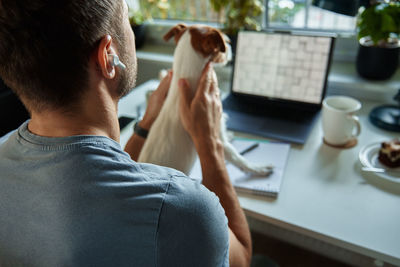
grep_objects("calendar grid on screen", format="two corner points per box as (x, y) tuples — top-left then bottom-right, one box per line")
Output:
(233, 32), (332, 104)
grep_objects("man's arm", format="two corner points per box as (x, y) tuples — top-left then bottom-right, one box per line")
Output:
(156, 175), (230, 267)
(179, 63), (252, 267)
(124, 71), (172, 161)
(124, 120), (150, 161)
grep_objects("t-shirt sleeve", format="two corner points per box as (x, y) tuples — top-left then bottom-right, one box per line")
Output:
(156, 176), (229, 267)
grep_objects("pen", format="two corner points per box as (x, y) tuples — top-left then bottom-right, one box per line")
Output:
(239, 143), (259, 156)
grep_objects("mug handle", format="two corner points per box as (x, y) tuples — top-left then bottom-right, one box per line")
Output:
(347, 115), (361, 138)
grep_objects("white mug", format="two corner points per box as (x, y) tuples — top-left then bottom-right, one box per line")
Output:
(322, 96), (362, 146)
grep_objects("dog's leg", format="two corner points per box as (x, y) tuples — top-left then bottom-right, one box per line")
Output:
(220, 113), (274, 175)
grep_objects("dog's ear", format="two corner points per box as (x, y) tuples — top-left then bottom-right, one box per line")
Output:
(190, 27), (227, 62)
(163, 24), (187, 43)
(202, 29), (226, 55)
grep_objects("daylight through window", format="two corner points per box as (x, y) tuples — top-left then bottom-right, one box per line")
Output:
(128, 0), (357, 33)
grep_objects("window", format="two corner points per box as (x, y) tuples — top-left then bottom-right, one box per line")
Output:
(129, 0), (356, 33)
(128, 0), (220, 23)
(268, 0), (357, 32)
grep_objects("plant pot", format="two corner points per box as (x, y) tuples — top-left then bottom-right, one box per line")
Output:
(356, 38), (400, 80)
(227, 33), (238, 54)
(132, 24), (146, 49)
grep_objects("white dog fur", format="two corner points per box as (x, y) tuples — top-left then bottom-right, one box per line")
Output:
(138, 24), (273, 176)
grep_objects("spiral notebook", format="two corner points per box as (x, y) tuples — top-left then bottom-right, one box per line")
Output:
(190, 139), (291, 197)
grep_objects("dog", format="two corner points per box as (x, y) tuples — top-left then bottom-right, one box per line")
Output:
(138, 24), (273, 176)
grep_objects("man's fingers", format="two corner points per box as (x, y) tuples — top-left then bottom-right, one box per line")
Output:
(164, 71), (173, 96)
(196, 62), (213, 97)
(160, 70), (172, 83)
(179, 79), (192, 113)
(201, 62), (212, 80)
(154, 70), (172, 100)
(209, 70), (218, 94)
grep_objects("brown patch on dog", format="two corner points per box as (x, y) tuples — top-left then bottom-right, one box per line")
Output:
(164, 24), (228, 63)
(163, 24), (188, 43)
(189, 26), (227, 62)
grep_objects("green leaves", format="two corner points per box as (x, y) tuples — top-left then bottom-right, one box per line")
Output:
(357, 2), (400, 46)
(210, 0), (230, 12)
(382, 13), (396, 32)
(128, 8), (145, 26)
(209, 0), (264, 35)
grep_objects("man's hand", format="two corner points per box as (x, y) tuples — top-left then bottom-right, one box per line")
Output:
(179, 62), (252, 266)
(179, 63), (223, 153)
(124, 71), (172, 161)
(140, 70), (172, 130)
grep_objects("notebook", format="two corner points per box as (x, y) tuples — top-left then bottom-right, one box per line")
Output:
(190, 139), (291, 197)
(223, 31), (335, 144)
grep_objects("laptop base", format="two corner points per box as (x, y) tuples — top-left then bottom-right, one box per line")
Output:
(223, 95), (320, 144)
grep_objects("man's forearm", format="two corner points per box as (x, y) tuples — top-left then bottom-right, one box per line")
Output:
(196, 140), (252, 261)
(124, 120), (152, 161)
(124, 134), (145, 161)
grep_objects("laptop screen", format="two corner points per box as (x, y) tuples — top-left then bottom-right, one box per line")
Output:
(232, 31), (334, 105)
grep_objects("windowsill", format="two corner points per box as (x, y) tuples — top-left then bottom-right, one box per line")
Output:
(327, 62), (400, 103)
(136, 43), (400, 104)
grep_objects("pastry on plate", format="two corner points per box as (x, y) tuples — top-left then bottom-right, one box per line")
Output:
(378, 139), (400, 168)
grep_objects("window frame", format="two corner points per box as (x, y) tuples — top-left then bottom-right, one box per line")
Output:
(265, 0), (357, 35)
(136, 0), (357, 37)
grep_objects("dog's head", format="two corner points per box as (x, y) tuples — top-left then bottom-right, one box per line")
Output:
(164, 24), (229, 63)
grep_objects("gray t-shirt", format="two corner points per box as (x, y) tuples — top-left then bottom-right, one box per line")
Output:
(0, 121), (229, 267)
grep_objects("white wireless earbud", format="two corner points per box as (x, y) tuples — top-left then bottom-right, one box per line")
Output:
(109, 54), (126, 70)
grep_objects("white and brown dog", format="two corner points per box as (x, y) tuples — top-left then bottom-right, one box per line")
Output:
(138, 24), (273, 176)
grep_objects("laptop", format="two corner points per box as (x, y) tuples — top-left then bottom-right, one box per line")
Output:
(223, 31), (335, 144)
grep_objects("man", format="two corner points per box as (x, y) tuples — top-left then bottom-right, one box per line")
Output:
(0, 0), (252, 266)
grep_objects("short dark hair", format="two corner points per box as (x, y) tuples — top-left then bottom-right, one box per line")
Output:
(0, 0), (124, 112)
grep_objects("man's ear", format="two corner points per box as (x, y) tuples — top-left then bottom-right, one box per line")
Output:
(97, 35), (116, 79)
(163, 24), (187, 44)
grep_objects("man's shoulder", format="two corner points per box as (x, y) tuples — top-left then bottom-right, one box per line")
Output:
(164, 175), (227, 226)
(135, 162), (187, 180)
(165, 174), (219, 205)
(0, 130), (17, 153)
(0, 130), (15, 146)
(156, 175), (229, 266)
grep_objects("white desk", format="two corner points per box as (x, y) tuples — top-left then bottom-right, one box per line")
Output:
(119, 80), (400, 267)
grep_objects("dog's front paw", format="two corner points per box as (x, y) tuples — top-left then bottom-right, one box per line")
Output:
(226, 131), (235, 142)
(242, 164), (274, 176)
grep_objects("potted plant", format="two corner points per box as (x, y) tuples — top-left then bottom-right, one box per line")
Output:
(356, 0), (400, 80)
(128, 0), (170, 49)
(129, 8), (147, 49)
(209, 0), (264, 51)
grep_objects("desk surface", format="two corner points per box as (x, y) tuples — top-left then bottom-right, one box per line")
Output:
(119, 80), (400, 266)
(238, 102), (400, 266)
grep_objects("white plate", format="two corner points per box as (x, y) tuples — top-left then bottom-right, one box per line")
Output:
(359, 142), (400, 182)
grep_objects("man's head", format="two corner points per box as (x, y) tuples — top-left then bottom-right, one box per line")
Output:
(0, 0), (136, 113)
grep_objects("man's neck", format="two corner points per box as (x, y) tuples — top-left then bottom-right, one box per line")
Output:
(28, 94), (120, 142)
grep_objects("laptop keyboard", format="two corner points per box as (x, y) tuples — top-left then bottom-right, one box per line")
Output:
(223, 95), (317, 123)
(222, 95), (320, 144)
